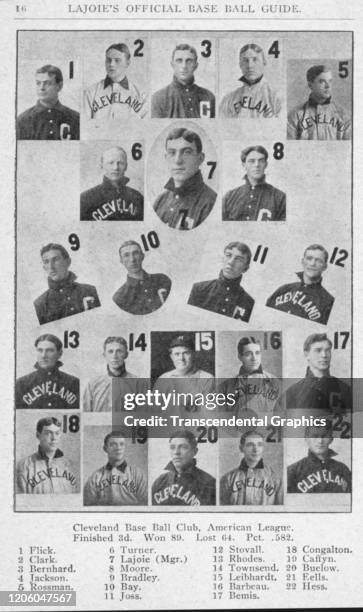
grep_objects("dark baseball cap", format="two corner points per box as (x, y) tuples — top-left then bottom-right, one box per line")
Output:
(169, 334), (195, 351)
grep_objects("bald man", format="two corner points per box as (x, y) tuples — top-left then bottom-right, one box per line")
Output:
(80, 146), (144, 221)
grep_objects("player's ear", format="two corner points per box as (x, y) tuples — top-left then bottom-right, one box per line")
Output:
(199, 151), (205, 165)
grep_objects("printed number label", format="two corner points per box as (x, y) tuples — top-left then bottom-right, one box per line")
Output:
(64, 330), (79, 349)
(330, 247), (349, 267)
(338, 61), (349, 78)
(63, 414), (80, 433)
(253, 245), (268, 264)
(273, 142), (284, 160)
(333, 331), (350, 349)
(266, 425), (282, 443)
(197, 426), (218, 443)
(128, 333), (147, 351)
(131, 426), (148, 444)
(268, 40), (280, 58)
(207, 161), (217, 179)
(131, 142), (142, 160)
(141, 231), (160, 251)
(68, 233), (80, 251)
(134, 39), (144, 57)
(195, 331), (214, 351)
(201, 40), (212, 58)
(69, 61), (74, 79)
(263, 331), (282, 350)
(332, 415), (351, 438)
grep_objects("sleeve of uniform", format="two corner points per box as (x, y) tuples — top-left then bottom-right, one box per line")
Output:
(222, 191), (232, 220)
(276, 190), (286, 221)
(343, 116), (352, 140)
(219, 473), (231, 505)
(187, 282), (202, 308)
(83, 381), (94, 412)
(83, 474), (99, 505)
(266, 285), (283, 308)
(33, 295), (47, 325)
(274, 91), (282, 118)
(16, 114), (29, 140)
(86, 285), (101, 309)
(287, 462), (298, 493)
(219, 93), (235, 118)
(321, 294), (335, 325)
(151, 89), (167, 118)
(83, 86), (94, 120)
(134, 467), (148, 505)
(151, 474), (164, 504)
(16, 460), (28, 494)
(287, 108), (299, 140)
(274, 475), (283, 505)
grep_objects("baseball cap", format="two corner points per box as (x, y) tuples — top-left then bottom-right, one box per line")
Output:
(169, 334), (195, 351)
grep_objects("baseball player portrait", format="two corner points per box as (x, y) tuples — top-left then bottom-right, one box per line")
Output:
(83, 42), (147, 126)
(152, 429), (216, 506)
(83, 431), (147, 506)
(188, 241), (255, 322)
(153, 127), (217, 230)
(266, 244), (335, 325)
(17, 64), (80, 140)
(83, 336), (146, 412)
(219, 43), (282, 119)
(80, 146), (143, 221)
(15, 334), (79, 410)
(16, 417), (78, 494)
(151, 43), (215, 118)
(218, 336), (280, 420)
(281, 333), (351, 415)
(34, 243), (101, 325)
(113, 240), (171, 315)
(220, 430), (283, 505)
(287, 64), (351, 140)
(222, 145), (286, 221)
(287, 422), (351, 493)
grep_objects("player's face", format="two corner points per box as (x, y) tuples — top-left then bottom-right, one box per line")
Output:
(243, 151), (267, 181)
(37, 423), (61, 455)
(42, 249), (70, 282)
(239, 49), (265, 80)
(240, 434), (264, 466)
(309, 71), (333, 102)
(36, 340), (62, 369)
(170, 347), (194, 375)
(36, 73), (62, 105)
(301, 249), (327, 281)
(104, 342), (128, 371)
(171, 50), (198, 84)
(222, 247), (249, 279)
(305, 340), (332, 373)
(165, 137), (204, 186)
(306, 433), (333, 458)
(102, 149), (127, 183)
(239, 343), (262, 373)
(105, 49), (130, 82)
(104, 436), (126, 465)
(169, 437), (197, 471)
(119, 245), (144, 275)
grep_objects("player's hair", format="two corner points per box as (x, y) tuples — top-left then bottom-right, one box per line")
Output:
(172, 43), (198, 61)
(40, 243), (70, 260)
(35, 334), (63, 352)
(238, 336), (260, 355)
(36, 417), (61, 434)
(239, 43), (266, 64)
(101, 146), (127, 165)
(304, 419), (333, 438)
(36, 65), (63, 84)
(118, 240), (143, 258)
(241, 145), (268, 163)
(240, 429), (264, 447)
(165, 128), (203, 154)
(103, 336), (128, 351)
(106, 43), (131, 60)
(224, 241), (252, 265)
(169, 429), (197, 448)
(303, 333), (332, 353)
(103, 430), (127, 447)
(303, 244), (329, 263)
(306, 64), (331, 83)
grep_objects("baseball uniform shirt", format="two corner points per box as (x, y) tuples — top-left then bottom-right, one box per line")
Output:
(218, 365), (280, 419)
(113, 271), (171, 315)
(223, 175), (286, 221)
(84, 76), (147, 124)
(220, 458), (283, 505)
(16, 362), (79, 409)
(83, 366), (145, 412)
(287, 449), (351, 493)
(287, 96), (351, 140)
(81, 176), (143, 221)
(17, 101), (80, 140)
(188, 271), (255, 322)
(266, 272), (334, 325)
(83, 460), (147, 506)
(152, 459), (216, 506)
(151, 77), (215, 118)
(17, 447), (77, 494)
(219, 75), (282, 119)
(153, 170), (217, 230)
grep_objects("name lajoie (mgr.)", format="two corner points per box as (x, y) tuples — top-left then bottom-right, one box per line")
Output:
(68, 3), (302, 15)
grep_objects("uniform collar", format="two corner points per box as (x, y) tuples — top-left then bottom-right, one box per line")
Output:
(239, 457), (264, 471)
(297, 271), (322, 287)
(48, 270), (77, 290)
(244, 174), (266, 187)
(309, 94), (332, 107)
(218, 270), (243, 288)
(165, 459), (197, 476)
(238, 364), (263, 376)
(35, 100), (63, 112)
(173, 75), (195, 89)
(106, 364), (126, 378)
(305, 366), (331, 379)
(164, 170), (204, 196)
(126, 270), (149, 286)
(105, 460), (127, 472)
(239, 74), (264, 86)
(104, 75), (129, 89)
(34, 361), (62, 373)
(103, 175), (130, 190)
(307, 448), (337, 464)
(37, 446), (63, 460)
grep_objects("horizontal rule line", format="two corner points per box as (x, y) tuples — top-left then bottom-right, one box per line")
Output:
(14, 17), (354, 21)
